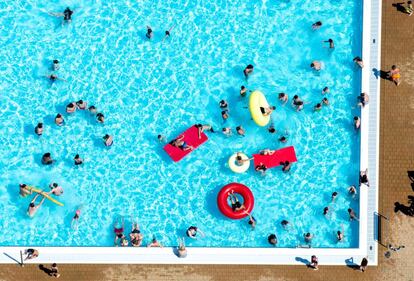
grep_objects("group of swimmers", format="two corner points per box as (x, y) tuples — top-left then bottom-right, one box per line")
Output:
(19, 183), (63, 217)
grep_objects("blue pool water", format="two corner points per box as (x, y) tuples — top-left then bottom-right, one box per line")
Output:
(0, 0), (362, 247)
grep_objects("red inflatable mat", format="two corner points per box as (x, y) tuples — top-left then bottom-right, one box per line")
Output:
(164, 125), (208, 162)
(253, 146), (297, 169)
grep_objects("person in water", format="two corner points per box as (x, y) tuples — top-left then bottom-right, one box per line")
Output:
(48, 183), (63, 196)
(354, 116), (361, 130)
(76, 100), (87, 110)
(46, 74), (65, 82)
(219, 100), (228, 109)
(186, 226), (205, 239)
(322, 86), (330, 94)
(103, 134), (113, 147)
(323, 206), (329, 217)
(71, 207), (81, 230)
(96, 113), (105, 123)
(157, 134), (166, 143)
(195, 124), (214, 139)
(19, 184), (32, 197)
(235, 152), (253, 166)
(147, 236), (163, 247)
(268, 234), (277, 245)
(348, 185), (357, 198)
(35, 122), (43, 136)
(304, 232), (313, 243)
(279, 136), (288, 143)
(240, 86), (249, 97)
(41, 152), (55, 165)
(331, 192), (338, 202)
(49, 7), (74, 24)
(52, 60), (60, 71)
(260, 105), (276, 116)
(222, 127), (232, 136)
(314, 103), (322, 112)
(322, 97), (329, 106)
(171, 135), (193, 151)
(311, 61), (322, 71)
(245, 212), (256, 229)
(323, 38), (335, 49)
(259, 149), (275, 156)
(281, 161), (292, 172)
(337, 230), (344, 242)
(278, 93), (288, 105)
(130, 222), (144, 247)
(74, 154), (83, 165)
(357, 92), (369, 107)
(146, 26), (153, 39)
(255, 163), (267, 176)
(27, 194), (46, 217)
(236, 126), (245, 137)
(243, 64), (254, 78)
(312, 21), (322, 30)
(228, 191), (245, 212)
(55, 113), (64, 126)
(348, 208), (359, 221)
(281, 220), (290, 229)
(113, 218), (125, 246)
(268, 125), (276, 134)
(353, 56), (364, 68)
(221, 110), (229, 121)
(88, 105), (97, 114)
(66, 102), (76, 113)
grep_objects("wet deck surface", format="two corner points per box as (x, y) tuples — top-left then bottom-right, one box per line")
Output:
(1, 2), (414, 281)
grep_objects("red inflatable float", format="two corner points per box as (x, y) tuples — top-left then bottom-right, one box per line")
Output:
(217, 182), (254, 220)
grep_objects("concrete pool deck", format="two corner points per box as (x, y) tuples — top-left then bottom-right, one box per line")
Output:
(1, 1), (414, 280)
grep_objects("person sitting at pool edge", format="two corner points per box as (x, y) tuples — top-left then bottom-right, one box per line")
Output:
(186, 226), (205, 239)
(171, 135), (193, 151)
(195, 124), (214, 139)
(260, 105), (276, 116)
(360, 168), (369, 186)
(228, 191), (245, 212)
(177, 237), (187, 258)
(255, 163), (267, 176)
(27, 194), (46, 217)
(113, 218), (125, 246)
(103, 134), (113, 147)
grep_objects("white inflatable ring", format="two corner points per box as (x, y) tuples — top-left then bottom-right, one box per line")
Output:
(228, 153), (250, 173)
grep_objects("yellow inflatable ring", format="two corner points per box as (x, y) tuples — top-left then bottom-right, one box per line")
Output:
(228, 153), (250, 173)
(249, 90), (270, 127)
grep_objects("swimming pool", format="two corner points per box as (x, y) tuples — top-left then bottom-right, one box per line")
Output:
(0, 0), (362, 248)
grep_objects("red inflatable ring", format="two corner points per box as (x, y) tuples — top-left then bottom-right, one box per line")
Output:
(217, 182), (254, 220)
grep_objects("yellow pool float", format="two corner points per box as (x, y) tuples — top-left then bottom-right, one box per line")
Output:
(228, 153), (250, 173)
(249, 90), (270, 127)
(27, 186), (64, 207)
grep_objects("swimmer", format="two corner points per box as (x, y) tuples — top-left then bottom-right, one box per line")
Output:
(74, 154), (83, 165)
(88, 105), (97, 114)
(259, 149), (275, 156)
(35, 122), (43, 136)
(147, 236), (163, 247)
(279, 135), (288, 143)
(323, 206), (329, 217)
(311, 61), (322, 71)
(186, 226), (205, 239)
(360, 168), (369, 187)
(157, 134), (166, 143)
(46, 74), (65, 82)
(268, 234), (277, 246)
(278, 93), (288, 105)
(195, 124), (214, 139)
(304, 232), (313, 243)
(27, 194), (46, 217)
(52, 60), (60, 71)
(348, 185), (357, 198)
(322, 97), (329, 105)
(337, 230), (344, 242)
(354, 116), (361, 130)
(245, 212), (256, 229)
(296, 101), (304, 111)
(281, 220), (290, 229)
(348, 208), (359, 221)
(331, 192), (338, 202)
(222, 127), (232, 136)
(353, 56), (364, 68)
(228, 191), (245, 212)
(268, 125), (276, 134)
(240, 86), (249, 97)
(177, 237), (187, 258)
(281, 161), (292, 172)
(55, 114), (64, 126)
(171, 135), (193, 151)
(386, 65), (401, 86)
(236, 126), (245, 137)
(19, 184), (32, 197)
(103, 134), (113, 147)
(260, 105), (276, 116)
(255, 163), (267, 176)
(49, 7), (74, 24)
(71, 207), (81, 230)
(113, 218), (125, 246)
(96, 113), (105, 123)
(235, 152), (253, 166)
(76, 100), (87, 110)
(219, 100), (228, 109)
(163, 25), (175, 42)
(221, 110), (229, 121)
(322, 86), (330, 94)
(48, 183), (63, 196)
(357, 92), (369, 107)
(130, 222), (144, 247)
(41, 152), (55, 165)
(243, 64), (254, 78)
(323, 38), (335, 49)
(312, 21), (322, 30)
(66, 102), (76, 113)
(292, 95), (302, 106)
(146, 26), (153, 39)
(314, 103), (322, 112)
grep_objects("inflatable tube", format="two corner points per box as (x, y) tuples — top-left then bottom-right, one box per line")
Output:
(228, 153), (250, 173)
(249, 90), (270, 127)
(217, 183), (254, 219)
(27, 186), (64, 207)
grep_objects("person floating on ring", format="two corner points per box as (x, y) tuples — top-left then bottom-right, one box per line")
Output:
(228, 191), (245, 212)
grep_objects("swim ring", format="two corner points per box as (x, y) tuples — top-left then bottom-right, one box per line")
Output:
(228, 153), (250, 173)
(217, 183), (254, 219)
(249, 90), (270, 127)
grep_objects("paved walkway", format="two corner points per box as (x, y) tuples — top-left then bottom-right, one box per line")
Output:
(1, 2), (414, 281)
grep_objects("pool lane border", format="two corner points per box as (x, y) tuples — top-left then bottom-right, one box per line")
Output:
(0, 0), (381, 265)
